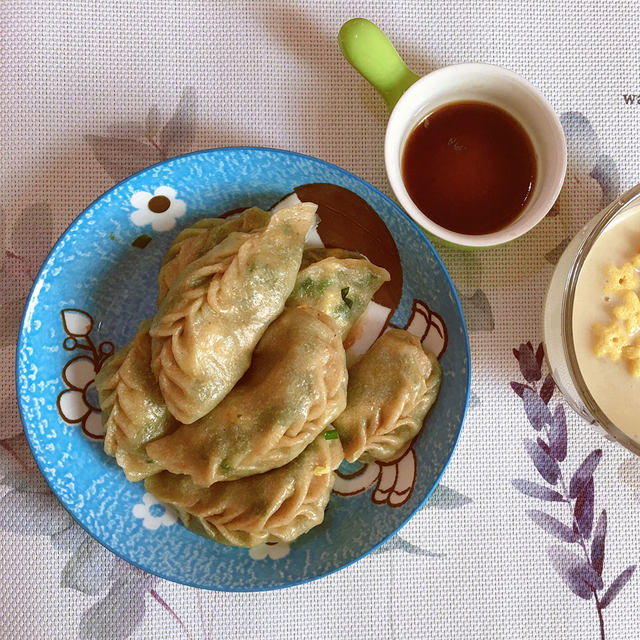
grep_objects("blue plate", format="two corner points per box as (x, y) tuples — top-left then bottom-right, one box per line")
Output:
(17, 147), (470, 591)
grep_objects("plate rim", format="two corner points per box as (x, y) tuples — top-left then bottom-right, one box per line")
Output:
(15, 145), (471, 592)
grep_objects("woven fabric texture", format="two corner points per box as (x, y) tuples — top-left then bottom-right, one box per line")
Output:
(1, 1), (639, 638)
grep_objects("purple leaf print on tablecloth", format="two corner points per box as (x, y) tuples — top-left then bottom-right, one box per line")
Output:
(512, 479), (564, 502)
(509, 381), (530, 398)
(528, 510), (578, 543)
(548, 546), (604, 599)
(591, 154), (620, 205)
(62, 537), (117, 595)
(545, 237), (571, 265)
(569, 450), (602, 499)
(88, 87), (197, 183)
(513, 342), (543, 382)
(524, 438), (560, 485)
(549, 405), (568, 462)
(459, 289), (495, 331)
(535, 343), (544, 369)
(424, 483), (472, 510)
(160, 86), (197, 158)
(85, 135), (162, 183)
(510, 341), (636, 639)
(522, 388), (552, 431)
(600, 566), (637, 609)
(536, 437), (551, 456)
(146, 104), (163, 140)
(0, 436), (72, 536)
(540, 374), (555, 404)
(50, 523), (86, 553)
(78, 567), (155, 640)
(377, 484), (471, 557)
(375, 535), (445, 557)
(591, 510), (607, 576)
(574, 478), (595, 539)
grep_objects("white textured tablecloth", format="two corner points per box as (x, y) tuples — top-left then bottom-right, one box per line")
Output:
(1, 1), (639, 638)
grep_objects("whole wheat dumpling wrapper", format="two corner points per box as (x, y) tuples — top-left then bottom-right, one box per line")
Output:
(94, 319), (178, 481)
(157, 206), (272, 303)
(334, 328), (441, 463)
(145, 433), (344, 547)
(149, 202), (316, 424)
(287, 253), (390, 340)
(146, 306), (347, 485)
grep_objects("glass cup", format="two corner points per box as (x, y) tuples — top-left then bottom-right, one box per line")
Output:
(543, 181), (640, 456)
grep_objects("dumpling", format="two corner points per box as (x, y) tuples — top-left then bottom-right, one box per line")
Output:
(286, 256), (390, 339)
(157, 207), (272, 303)
(145, 306), (347, 485)
(95, 320), (177, 481)
(150, 202), (316, 424)
(145, 433), (344, 547)
(299, 247), (363, 270)
(334, 329), (441, 463)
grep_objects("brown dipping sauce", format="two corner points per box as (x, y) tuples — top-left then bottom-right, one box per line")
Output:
(401, 101), (537, 235)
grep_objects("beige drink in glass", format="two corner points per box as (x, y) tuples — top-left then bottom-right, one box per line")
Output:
(544, 183), (640, 454)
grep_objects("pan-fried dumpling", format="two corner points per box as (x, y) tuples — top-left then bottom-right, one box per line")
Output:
(145, 433), (344, 547)
(150, 203), (316, 424)
(334, 329), (441, 463)
(95, 320), (178, 481)
(286, 256), (390, 339)
(157, 207), (272, 303)
(146, 306), (347, 485)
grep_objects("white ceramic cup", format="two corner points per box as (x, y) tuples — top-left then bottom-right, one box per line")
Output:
(340, 20), (567, 248)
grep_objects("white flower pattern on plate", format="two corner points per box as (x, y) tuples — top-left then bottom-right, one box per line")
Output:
(130, 186), (186, 231)
(57, 356), (104, 439)
(249, 541), (290, 560)
(132, 493), (178, 530)
(57, 309), (114, 440)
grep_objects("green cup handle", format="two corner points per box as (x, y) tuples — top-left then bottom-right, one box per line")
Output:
(339, 18), (421, 111)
